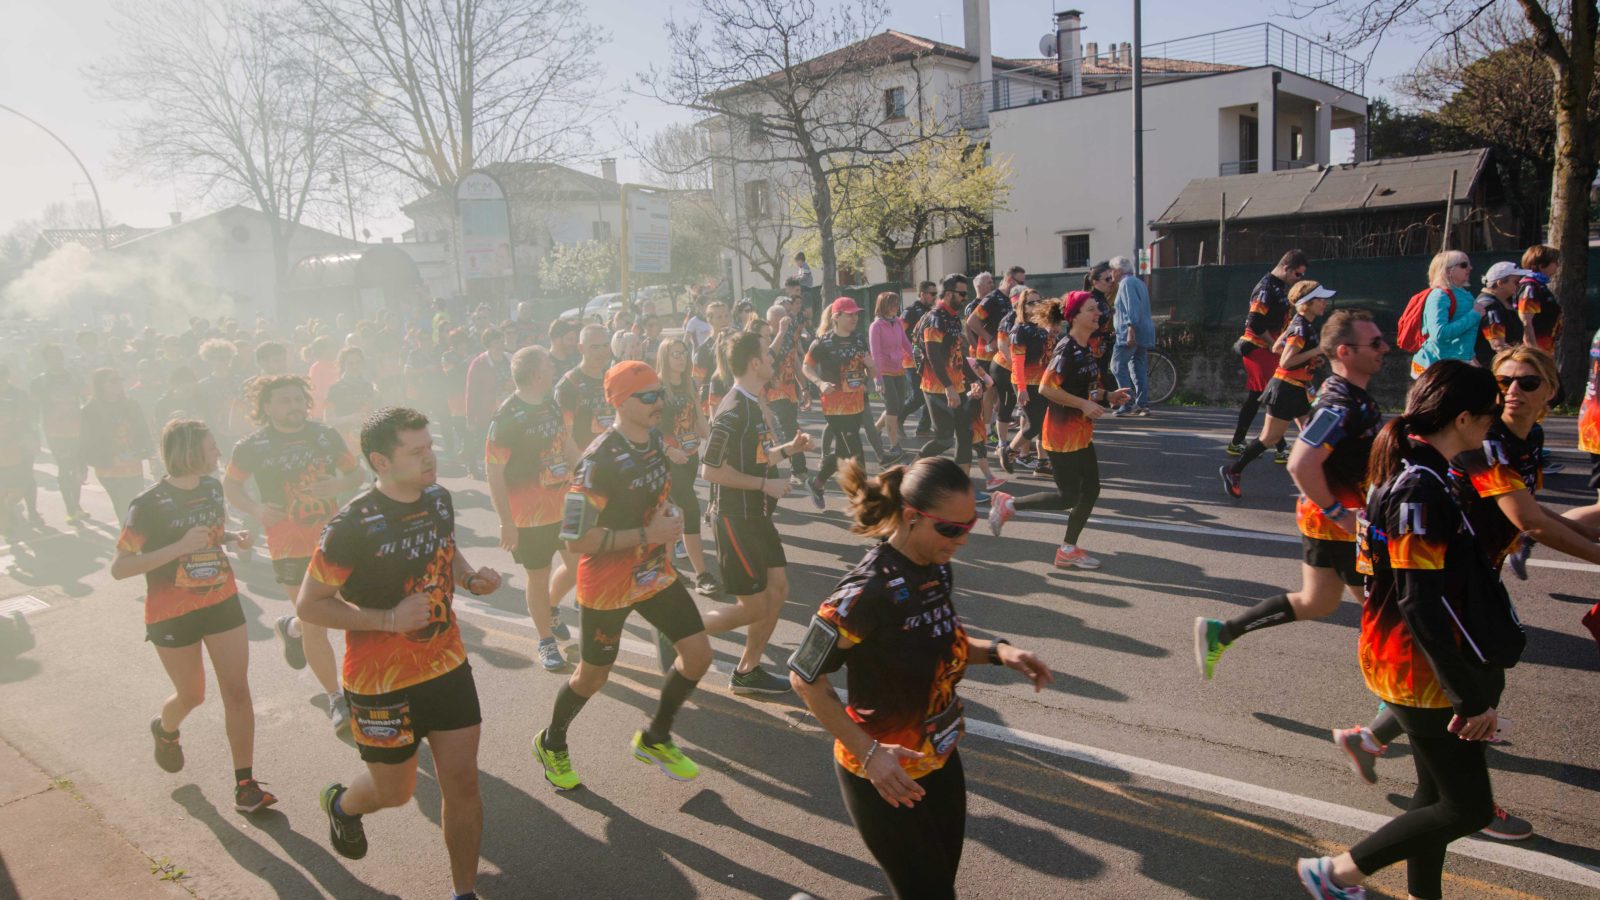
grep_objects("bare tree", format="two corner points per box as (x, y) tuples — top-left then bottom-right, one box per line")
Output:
(90, 0), (348, 288)
(639, 0), (953, 298)
(1299, 0), (1599, 393)
(301, 0), (610, 192)
(644, 124), (714, 191)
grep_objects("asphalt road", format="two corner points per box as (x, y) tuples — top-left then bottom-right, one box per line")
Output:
(1, 405), (1597, 899)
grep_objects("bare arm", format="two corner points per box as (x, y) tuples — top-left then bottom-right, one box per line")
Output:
(1499, 491), (1600, 565)
(110, 527), (207, 580)
(295, 573), (400, 632)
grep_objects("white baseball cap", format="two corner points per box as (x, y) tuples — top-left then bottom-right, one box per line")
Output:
(1484, 261), (1533, 285)
(1294, 284), (1337, 306)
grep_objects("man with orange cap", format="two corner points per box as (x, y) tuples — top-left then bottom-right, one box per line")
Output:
(533, 361), (714, 790)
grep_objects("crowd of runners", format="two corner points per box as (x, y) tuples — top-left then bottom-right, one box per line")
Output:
(2, 243), (1599, 900)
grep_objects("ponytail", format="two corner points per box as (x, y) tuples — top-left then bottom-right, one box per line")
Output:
(839, 456), (971, 538)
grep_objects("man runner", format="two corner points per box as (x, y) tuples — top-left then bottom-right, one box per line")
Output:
(555, 324), (614, 444)
(702, 331), (814, 694)
(917, 274), (978, 468)
(224, 375), (364, 730)
(532, 361), (713, 791)
(299, 407), (500, 898)
(1228, 250), (1307, 458)
(765, 299), (810, 484)
(1196, 309), (1387, 678)
(486, 347), (580, 672)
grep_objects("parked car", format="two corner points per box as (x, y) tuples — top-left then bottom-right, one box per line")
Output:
(557, 293), (624, 324)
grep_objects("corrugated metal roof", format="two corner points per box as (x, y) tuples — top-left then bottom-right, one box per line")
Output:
(1153, 149), (1490, 227)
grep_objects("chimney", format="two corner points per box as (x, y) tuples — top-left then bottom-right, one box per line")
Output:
(600, 158), (618, 183)
(1085, 42), (1098, 65)
(169, 211), (183, 225)
(1055, 10), (1083, 98)
(963, 0), (993, 86)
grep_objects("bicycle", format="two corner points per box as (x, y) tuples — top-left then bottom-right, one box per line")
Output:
(1146, 350), (1177, 405)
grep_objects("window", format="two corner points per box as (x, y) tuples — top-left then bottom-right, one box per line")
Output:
(592, 220), (612, 241)
(1062, 233), (1090, 269)
(746, 115), (768, 142)
(1290, 125), (1305, 161)
(883, 86), (907, 120)
(744, 180), (771, 220)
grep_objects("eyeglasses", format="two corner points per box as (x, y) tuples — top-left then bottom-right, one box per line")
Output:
(953, 290), (969, 299)
(1340, 338), (1389, 351)
(630, 390), (662, 405)
(1495, 374), (1544, 392)
(907, 505), (978, 538)
(1451, 262), (1472, 270)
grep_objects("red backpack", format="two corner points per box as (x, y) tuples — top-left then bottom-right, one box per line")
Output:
(1396, 288), (1454, 353)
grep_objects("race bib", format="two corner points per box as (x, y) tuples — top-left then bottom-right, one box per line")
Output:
(174, 551), (229, 589)
(633, 545), (668, 588)
(349, 697), (413, 749)
(680, 438), (699, 455)
(923, 697), (966, 756)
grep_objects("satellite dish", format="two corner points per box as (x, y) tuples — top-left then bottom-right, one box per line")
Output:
(1039, 34), (1057, 57)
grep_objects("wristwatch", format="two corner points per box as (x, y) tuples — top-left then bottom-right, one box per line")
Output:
(989, 638), (1011, 666)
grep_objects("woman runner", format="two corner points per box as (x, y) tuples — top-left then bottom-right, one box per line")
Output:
(81, 368), (153, 526)
(789, 456), (1051, 900)
(805, 297), (884, 509)
(656, 337), (720, 595)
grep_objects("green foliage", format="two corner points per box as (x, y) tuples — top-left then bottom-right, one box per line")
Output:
(537, 240), (618, 301)
(1366, 98), (1474, 160)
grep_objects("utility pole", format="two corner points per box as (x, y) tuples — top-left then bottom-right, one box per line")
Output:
(1, 103), (110, 248)
(1131, 0), (1145, 265)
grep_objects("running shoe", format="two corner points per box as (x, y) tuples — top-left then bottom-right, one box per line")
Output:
(730, 665), (792, 695)
(807, 476), (826, 510)
(1275, 447), (1291, 464)
(274, 614), (307, 670)
(328, 692), (351, 735)
(1133, 407), (1152, 417)
(988, 491), (1015, 537)
(880, 447), (906, 466)
(1332, 727), (1384, 785)
(150, 717), (184, 773)
(631, 731), (700, 781)
(999, 444), (1015, 473)
(550, 616), (572, 642)
(656, 627), (678, 673)
(984, 476), (1006, 491)
(234, 778), (278, 814)
(973, 490), (990, 505)
(1480, 806), (1534, 841)
(319, 783), (368, 859)
(537, 637), (567, 672)
(1193, 617), (1230, 681)
(1035, 459), (1053, 477)
(1296, 856), (1365, 899)
(692, 571), (722, 597)
(1111, 407), (1130, 417)
(1218, 464), (1242, 499)
(533, 730), (581, 791)
(1506, 536), (1533, 581)
(1017, 455), (1040, 471)
(674, 539), (688, 559)
(1054, 546), (1100, 569)
(65, 509), (90, 525)
(1225, 442), (1245, 456)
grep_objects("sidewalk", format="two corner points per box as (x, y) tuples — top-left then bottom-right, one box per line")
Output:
(0, 735), (192, 899)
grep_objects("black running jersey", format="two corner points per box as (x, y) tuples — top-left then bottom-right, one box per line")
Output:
(703, 387), (777, 518)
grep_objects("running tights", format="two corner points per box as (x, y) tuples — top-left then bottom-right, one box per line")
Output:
(1016, 391), (1047, 442)
(1349, 702), (1497, 899)
(1014, 445), (1099, 546)
(1231, 392), (1262, 446)
(836, 751), (966, 900)
(817, 412), (865, 484)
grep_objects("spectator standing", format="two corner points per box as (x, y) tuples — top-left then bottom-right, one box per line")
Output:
(1109, 256), (1156, 416)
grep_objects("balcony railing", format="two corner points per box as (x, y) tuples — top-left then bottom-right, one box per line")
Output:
(1218, 158), (1316, 176)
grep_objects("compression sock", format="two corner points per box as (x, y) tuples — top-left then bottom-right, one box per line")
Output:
(544, 684), (589, 751)
(642, 669), (700, 746)
(1219, 594), (1296, 644)
(1232, 394), (1261, 445)
(1369, 704), (1403, 746)
(1230, 439), (1268, 474)
(286, 617), (304, 638)
(234, 767), (253, 784)
(1276, 438), (1287, 452)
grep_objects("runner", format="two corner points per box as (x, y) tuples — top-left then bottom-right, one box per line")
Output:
(224, 374), (364, 731)
(965, 272), (1012, 458)
(701, 331), (814, 694)
(80, 368), (153, 526)
(1195, 309), (1387, 679)
(989, 293), (1130, 569)
(901, 281), (936, 437)
(298, 407), (499, 897)
(868, 292), (914, 460)
(1474, 261), (1531, 366)
(1295, 361), (1511, 900)
(532, 361), (713, 790)
(1001, 289), (1052, 475)
(485, 347), (581, 672)
(324, 346), (380, 462)
(1220, 282), (1337, 497)
(109, 418), (274, 813)
(0, 363), (36, 542)
(765, 299), (811, 484)
(806, 297), (888, 509)
(548, 318), (582, 373)
(555, 324), (614, 444)
(653, 337), (720, 595)
(1228, 250), (1306, 456)
(916, 275), (977, 468)
(30, 344), (88, 524)
(789, 456), (1051, 900)
(465, 328), (513, 479)
(1517, 244), (1563, 354)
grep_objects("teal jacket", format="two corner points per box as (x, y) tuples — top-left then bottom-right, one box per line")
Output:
(1411, 287), (1481, 374)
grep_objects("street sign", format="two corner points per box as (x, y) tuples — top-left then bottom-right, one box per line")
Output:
(626, 188), (671, 275)
(457, 171), (513, 280)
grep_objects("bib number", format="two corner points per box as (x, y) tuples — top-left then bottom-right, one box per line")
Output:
(175, 551), (228, 589)
(349, 697), (414, 749)
(923, 697), (966, 756)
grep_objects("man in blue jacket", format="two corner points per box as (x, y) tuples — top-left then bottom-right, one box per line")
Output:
(1110, 256), (1156, 416)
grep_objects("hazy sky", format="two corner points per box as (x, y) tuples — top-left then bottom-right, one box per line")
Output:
(2, 0), (1421, 241)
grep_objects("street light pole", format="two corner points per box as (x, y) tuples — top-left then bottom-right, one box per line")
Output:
(0, 103), (111, 248)
(1131, 0), (1145, 266)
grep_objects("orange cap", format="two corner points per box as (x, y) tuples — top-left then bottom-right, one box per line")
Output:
(604, 361), (660, 409)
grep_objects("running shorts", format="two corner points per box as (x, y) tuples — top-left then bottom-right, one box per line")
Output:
(1260, 378), (1312, 421)
(273, 556), (312, 587)
(145, 595), (246, 648)
(1303, 535), (1361, 587)
(513, 523), (564, 571)
(578, 580), (703, 667)
(346, 662), (481, 764)
(1242, 346), (1276, 393)
(715, 514), (786, 596)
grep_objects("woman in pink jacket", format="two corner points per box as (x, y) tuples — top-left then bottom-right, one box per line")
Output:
(868, 291), (916, 459)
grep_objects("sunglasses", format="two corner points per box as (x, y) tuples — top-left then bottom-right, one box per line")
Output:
(1452, 262), (1472, 270)
(907, 505), (978, 538)
(1340, 338), (1388, 351)
(630, 390), (662, 405)
(954, 290), (969, 298)
(1495, 374), (1544, 392)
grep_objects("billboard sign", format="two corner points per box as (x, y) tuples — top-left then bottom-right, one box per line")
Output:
(626, 187), (671, 275)
(457, 171), (513, 280)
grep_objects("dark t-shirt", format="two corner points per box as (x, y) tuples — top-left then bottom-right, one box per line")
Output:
(563, 428), (676, 610)
(307, 484), (467, 695)
(117, 476), (236, 625)
(1272, 313), (1321, 387)
(806, 333), (872, 415)
(1241, 273), (1291, 348)
(1475, 294), (1526, 366)
(227, 423), (357, 560)
(1040, 334), (1101, 454)
(703, 387), (776, 518)
(1296, 375), (1382, 541)
(967, 289), (1009, 355)
(554, 367), (610, 442)
(484, 394), (570, 527)
(325, 376), (378, 420)
(1517, 276), (1561, 352)
(1451, 419), (1542, 569)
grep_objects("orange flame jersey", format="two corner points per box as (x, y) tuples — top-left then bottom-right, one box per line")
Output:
(1516, 277), (1562, 353)
(968, 288), (1009, 358)
(1450, 422), (1541, 569)
(1039, 335), (1100, 454)
(1239, 272), (1291, 349)
(806, 333), (872, 416)
(484, 395), (571, 528)
(564, 429), (677, 611)
(1009, 321), (1052, 389)
(817, 542), (969, 779)
(918, 301), (968, 393)
(1270, 313), (1320, 387)
(117, 477), (237, 625)
(554, 367), (613, 440)
(1294, 376), (1383, 542)
(765, 326), (803, 403)
(661, 385), (702, 454)
(1581, 330), (1600, 454)
(226, 423), (357, 561)
(307, 484), (467, 696)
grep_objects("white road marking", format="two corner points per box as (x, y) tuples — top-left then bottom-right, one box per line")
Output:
(452, 599), (1600, 889)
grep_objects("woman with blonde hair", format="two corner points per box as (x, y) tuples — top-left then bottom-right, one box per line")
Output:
(656, 337), (719, 595)
(1410, 250), (1481, 378)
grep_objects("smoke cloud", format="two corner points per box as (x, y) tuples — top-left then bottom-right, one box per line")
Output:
(2, 233), (243, 329)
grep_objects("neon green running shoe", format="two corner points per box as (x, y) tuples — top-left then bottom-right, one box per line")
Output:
(533, 729), (581, 791)
(1193, 617), (1231, 681)
(631, 731), (700, 781)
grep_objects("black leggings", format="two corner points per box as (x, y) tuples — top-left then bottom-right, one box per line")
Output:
(1349, 701), (1499, 900)
(836, 751), (966, 900)
(919, 393), (972, 465)
(768, 398), (807, 477)
(1014, 445), (1100, 546)
(1231, 391), (1262, 445)
(990, 362), (1017, 425)
(817, 412), (864, 483)
(1017, 390), (1048, 443)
